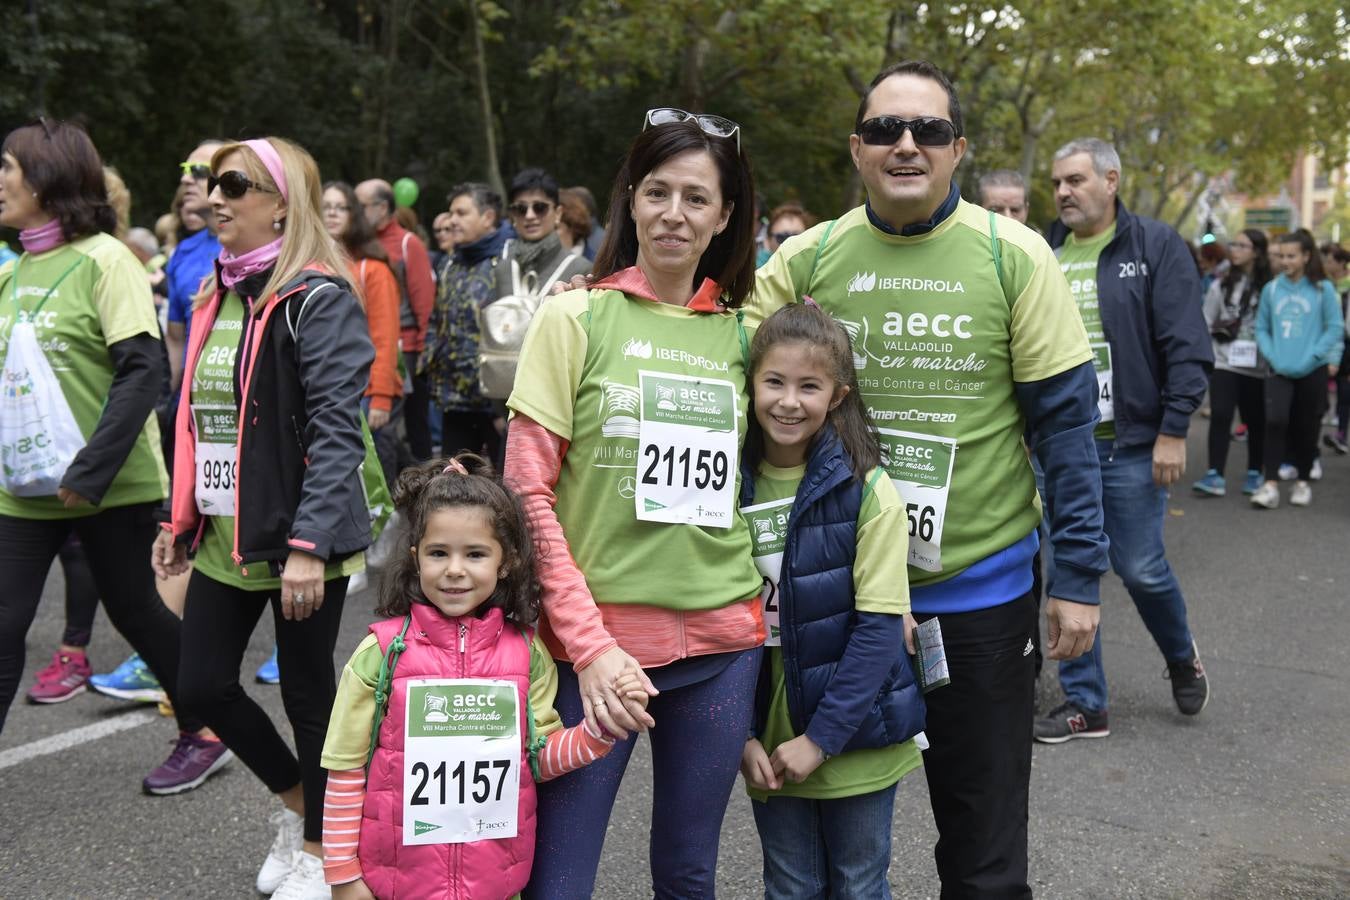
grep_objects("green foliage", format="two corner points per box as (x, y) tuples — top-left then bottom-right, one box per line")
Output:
(2, 0), (1346, 233)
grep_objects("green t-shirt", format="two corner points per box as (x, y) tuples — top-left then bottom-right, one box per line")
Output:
(748, 201), (1092, 587)
(191, 292), (362, 590)
(745, 462), (921, 801)
(1057, 224), (1117, 441)
(321, 626), (565, 771)
(0, 235), (169, 518)
(508, 289), (762, 611)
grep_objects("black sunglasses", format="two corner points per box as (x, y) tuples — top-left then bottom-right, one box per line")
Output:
(857, 116), (958, 147)
(509, 200), (553, 218)
(179, 162), (211, 180)
(208, 170), (277, 199)
(644, 108), (741, 151)
(772, 231), (801, 244)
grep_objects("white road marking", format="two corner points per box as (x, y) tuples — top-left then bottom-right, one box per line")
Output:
(0, 710), (157, 771)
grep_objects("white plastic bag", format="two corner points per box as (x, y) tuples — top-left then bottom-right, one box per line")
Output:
(0, 321), (86, 496)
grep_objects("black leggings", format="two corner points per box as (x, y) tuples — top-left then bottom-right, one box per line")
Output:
(1207, 369), (1265, 475)
(0, 504), (199, 734)
(177, 569), (348, 842)
(441, 410), (501, 462)
(57, 536), (101, 648)
(403, 351), (432, 460)
(1264, 367), (1326, 482)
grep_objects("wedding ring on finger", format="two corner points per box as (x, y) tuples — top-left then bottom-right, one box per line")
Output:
(294, 593), (307, 605)
(593, 695), (607, 708)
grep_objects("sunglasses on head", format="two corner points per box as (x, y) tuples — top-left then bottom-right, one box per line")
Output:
(179, 162), (211, 180)
(644, 108), (741, 152)
(208, 170), (277, 199)
(509, 200), (553, 218)
(857, 116), (958, 147)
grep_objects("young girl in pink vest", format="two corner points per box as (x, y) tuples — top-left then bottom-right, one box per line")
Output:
(320, 455), (647, 900)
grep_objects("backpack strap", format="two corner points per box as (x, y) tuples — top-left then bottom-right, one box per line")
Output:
(802, 218), (838, 299)
(366, 615), (412, 768)
(861, 466), (884, 503)
(535, 246), (582, 298)
(988, 210), (1012, 309)
(519, 626), (548, 783)
(735, 309), (750, 368)
(284, 277), (339, 342)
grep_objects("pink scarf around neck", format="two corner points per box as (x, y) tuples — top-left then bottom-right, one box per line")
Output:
(218, 237), (282, 291)
(19, 219), (66, 254)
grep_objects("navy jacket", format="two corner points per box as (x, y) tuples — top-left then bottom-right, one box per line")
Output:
(741, 427), (926, 757)
(1048, 199), (1213, 446)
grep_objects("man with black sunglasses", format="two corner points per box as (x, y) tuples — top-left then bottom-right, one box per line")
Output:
(164, 139), (223, 395)
(751, 59), (1108, 898)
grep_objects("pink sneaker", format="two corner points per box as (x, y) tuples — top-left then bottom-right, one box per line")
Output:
(26, 650), (93, 704)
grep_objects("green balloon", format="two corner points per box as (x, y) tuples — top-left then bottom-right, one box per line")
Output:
(393, 177), (419, 208)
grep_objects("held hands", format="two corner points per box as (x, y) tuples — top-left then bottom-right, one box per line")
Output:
(577, 646), (658, 739)
(1044, 597), (1099, 661)
(280, 549), (326, 622)
(1152, 433), (1187, 486)
(332, 878), (376, 900)
(151, 529), (190, 580)
(550, 273), (594, 296)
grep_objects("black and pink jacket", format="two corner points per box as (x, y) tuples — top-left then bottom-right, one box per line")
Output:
(166, 265), (374, 572)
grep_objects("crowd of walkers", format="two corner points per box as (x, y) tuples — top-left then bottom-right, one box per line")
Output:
(1, 56), (1346, 900)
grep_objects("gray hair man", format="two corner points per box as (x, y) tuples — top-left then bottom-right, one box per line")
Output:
(1038, 137), (1213, 744)
(978, 169), (1030, 224)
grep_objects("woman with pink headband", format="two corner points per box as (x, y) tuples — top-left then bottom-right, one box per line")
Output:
(152, 136), (376, 898)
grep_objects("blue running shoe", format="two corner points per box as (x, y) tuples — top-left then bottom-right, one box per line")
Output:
(89, 652), (166, 703)
(255, 646), (280, 685)
(1191, 469), (1225, 497)
(1243, 469), (1263, 495)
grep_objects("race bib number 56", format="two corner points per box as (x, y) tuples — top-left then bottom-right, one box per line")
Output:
(635, 371), (738, 529)
(874, 428), (957, 573)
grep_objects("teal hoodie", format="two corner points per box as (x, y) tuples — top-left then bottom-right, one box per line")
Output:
(1255, 274), (1344, 378)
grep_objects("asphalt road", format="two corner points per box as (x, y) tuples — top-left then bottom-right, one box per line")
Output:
(2, 417), (1348, 899)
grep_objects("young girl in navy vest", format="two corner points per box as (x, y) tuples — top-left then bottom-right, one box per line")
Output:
(319, 455), (646, 900)
(739, 303), (926, 899)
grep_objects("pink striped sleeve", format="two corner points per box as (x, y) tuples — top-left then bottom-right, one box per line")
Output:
(537, 721), (615, 781)
(504, 414), (617, 669)
(322, 767), (367, 885)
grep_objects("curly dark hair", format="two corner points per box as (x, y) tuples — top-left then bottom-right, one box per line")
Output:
(376, 454), (541, 627)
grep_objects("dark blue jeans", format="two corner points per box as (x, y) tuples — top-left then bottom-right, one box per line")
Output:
(1049, 442), (1195, 712)
(524, 648), (761, 899)
(752, 784), (898, 899)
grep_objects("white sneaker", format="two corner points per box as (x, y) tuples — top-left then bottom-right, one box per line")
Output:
(271, 850), (330, 900)
(1278, 463), (1297, 481)
(1249, 482), (1280, 509)
(1290, 481), (1312, 506)
(1311, 459), (1323, 481)
(257, 808), (304, 894)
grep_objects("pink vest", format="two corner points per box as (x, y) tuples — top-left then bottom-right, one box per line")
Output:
(360, 603), (536, 899)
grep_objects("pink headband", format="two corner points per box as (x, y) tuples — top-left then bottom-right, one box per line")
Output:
(242, 139), (288, 201)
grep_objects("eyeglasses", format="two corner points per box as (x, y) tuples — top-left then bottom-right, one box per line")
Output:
(179, 162), (211, 180)
(322, 203), (350, 214)
(771, 231), (801, 244)
(644, 108), (741, 151)
(856, 116), (958, 147)
(208, 170), (278, 199)
(509, 201), (553, 218)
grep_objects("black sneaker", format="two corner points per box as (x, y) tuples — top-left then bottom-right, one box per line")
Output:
(1034, 701), (1110, 743)
(1323, 433), (1349, 455)
(1165, 643), (1210, 715)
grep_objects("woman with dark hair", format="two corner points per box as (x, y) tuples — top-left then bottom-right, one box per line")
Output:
(0, 119), (230, 790)
(1193, 228), (1273, 498)
(322, 180), (403, 487)
(504, 110), (763, 897)
(151, 137), (375, 896)
(1251, 230), (1344, 508)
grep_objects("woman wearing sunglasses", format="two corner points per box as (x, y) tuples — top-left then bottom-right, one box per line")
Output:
(0, 119), (222, 773)
(494, 167), (591, 309)
(505, 109), (762, 897)
(152, 138), (375, 898)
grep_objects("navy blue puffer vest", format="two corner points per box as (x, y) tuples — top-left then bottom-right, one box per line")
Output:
(742, 426), (926, 752)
